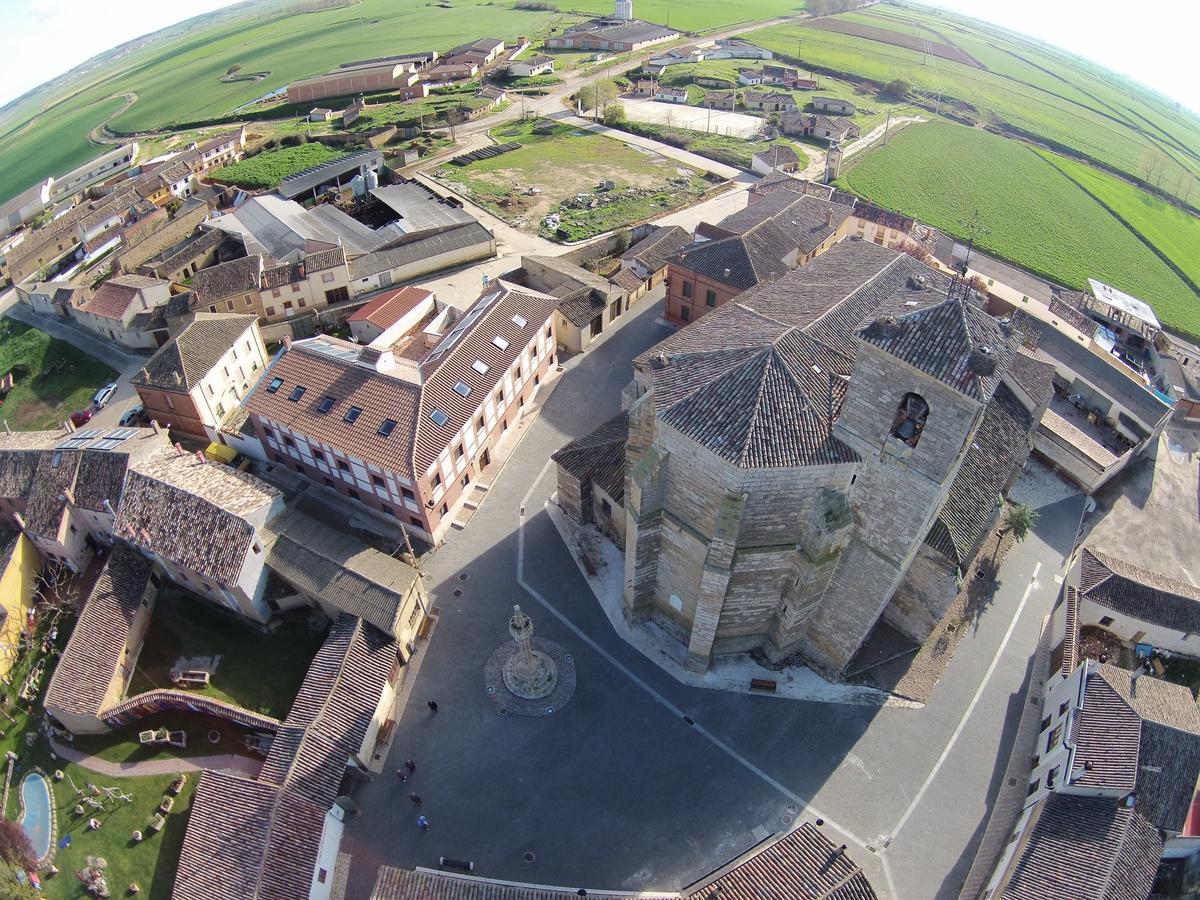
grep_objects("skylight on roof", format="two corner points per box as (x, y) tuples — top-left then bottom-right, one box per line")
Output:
(492, 336), (509, 351)
(430, 410), (449, 426)
(344, 406), (362, 424)
(453, 381), (470, 397)
(318, 396), (335, 413)
(472, 359), (489, 375)
(288, 386), (306, 402)
(378, 419), (397, 437)
(267, 377), (284, 393)
(512, 314), (528, 328)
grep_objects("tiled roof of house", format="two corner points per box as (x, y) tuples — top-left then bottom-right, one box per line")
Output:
(1079, 548), (1200, 635)
(22, 450), (81, 539)
(1002, 794), (1162, 900)
(687, 822), (878, 900)
(752, 145), (802, 168)
(173, 770), (326, 900)
(1006, 347), (1056, 410)
(141, 227), (224, 278)
(116, 449), (278, 584)
(346, 286), (434, 329)
(743, 90), (795, 105)
(859, 293), (1020, 400)
(132, 313), (257, 392)
(264, 508), (419, 635)
(371, 868), (658, 899)
(44, 545), (152, 719)
(414, 281), (559, 472)
(1070, 668), (1142, 794)
(622, 225), (691, 274)
(556, 286), (607, 327)
(552, 411), (628, 504)
(611, 266), (645, 293)
(925, 384), (1033, 566)
(78, 275), (163, 320)
(74, 450), (134, 512)
(176, 613), (397, 900)
(191, 254), (262, 305)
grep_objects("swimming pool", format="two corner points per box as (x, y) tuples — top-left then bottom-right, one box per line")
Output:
(19, 772), (52, 862)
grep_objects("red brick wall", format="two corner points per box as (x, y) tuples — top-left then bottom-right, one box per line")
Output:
(664, 263), (743, 328)
(136, 387), (206, 440)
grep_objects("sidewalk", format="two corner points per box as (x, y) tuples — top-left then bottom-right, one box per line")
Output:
(49, 737), (262, 779)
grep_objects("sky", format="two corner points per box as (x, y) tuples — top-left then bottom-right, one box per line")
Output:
(0, 0), (1197, 113)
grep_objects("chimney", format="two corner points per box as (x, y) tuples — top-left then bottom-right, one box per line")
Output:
(62, 487), (75, 506)
(723, 267), (731, 279)
(174, 442), (185, 456)
(824, 206), (834, 227)
(13, 513), (25, 532)
(283, 336), (293, 350)
(151, 420), (162, 435)
(63, 419), (75, 434)
(139, 527), (153, 544)
(102, 498), (115, 515)
(195, 450), (206, 464)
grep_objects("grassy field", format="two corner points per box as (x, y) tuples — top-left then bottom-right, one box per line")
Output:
(211, 142), (347, 189)
(1037, 152), (1200, 294)
(568, 0), (802, 32)
(126, 588), (326, 719)
(840, 123), (1200, 338)
(749, 6), (1200, 208)
(614, 121), (810, 170)
(436, 120), (710, 240)
(0, 0), (566, 202)
(0, 320), (118, 430)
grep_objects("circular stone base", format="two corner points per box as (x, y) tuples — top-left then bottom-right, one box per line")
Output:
(502, 649), (558, 700)
(486, 637), (576, 717)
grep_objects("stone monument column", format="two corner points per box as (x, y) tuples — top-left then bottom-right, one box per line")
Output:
(502, 605), (558, 700)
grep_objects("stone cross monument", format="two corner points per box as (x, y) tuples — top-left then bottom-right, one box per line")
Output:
(502, 605), (558, 700)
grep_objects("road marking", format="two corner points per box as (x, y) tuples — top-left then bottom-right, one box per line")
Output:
(888, 561), (1043, 842)
(515, 462), (897, 897)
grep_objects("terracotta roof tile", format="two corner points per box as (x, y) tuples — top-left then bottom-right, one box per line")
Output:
(132, 313), (257, 392)
(346, 286), (434, 329)
(552, 411), (628, 503)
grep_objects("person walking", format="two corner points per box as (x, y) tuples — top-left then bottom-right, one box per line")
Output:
(417, 815), (430, 831)
(427, 700), (438, 713)
(405, 759), (416, 774)
(410, 792), (422, 805)
(395, 769), (407, 783)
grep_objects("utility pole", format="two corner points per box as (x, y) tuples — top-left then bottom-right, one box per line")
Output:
(883, 110), (892, 142)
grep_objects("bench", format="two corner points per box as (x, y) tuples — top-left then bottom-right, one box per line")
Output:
(750, 678), (777, 694)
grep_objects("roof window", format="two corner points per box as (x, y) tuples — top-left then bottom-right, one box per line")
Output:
(512, 314), (528, 328)
(492, 335), (509, 351)
(288, 386), (306, 402)
(267, 377), (284, 393)
(318, 396), (335, 413)
(430, 410), (449, 426)
(453, 381), (471, 397)
(344, 406), (362, 424)
(472, 360), (489, 375)
(378, 419), (397, 437)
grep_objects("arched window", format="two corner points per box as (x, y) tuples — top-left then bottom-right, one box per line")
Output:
(891, 393), (929, 447)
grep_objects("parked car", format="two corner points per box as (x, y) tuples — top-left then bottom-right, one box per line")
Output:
(119, 404), (145, 427)
(92, 382), (118, 409)
(70, 408), (93, 427)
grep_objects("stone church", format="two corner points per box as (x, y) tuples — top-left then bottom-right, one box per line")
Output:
(555, 239), (1053, 678)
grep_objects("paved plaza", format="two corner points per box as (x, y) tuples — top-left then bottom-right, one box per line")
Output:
(341, 300), (1085, 900)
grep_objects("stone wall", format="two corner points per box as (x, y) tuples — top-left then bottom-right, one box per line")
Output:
(113, 202), (208, 275)
(883, 545), (960, 643)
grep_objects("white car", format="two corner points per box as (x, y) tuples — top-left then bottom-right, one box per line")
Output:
(119, 404), (144, 427)
(92, 382), (118, 409)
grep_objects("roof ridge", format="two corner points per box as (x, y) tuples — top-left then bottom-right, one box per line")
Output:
(799, 254), (906, 335)
(738, 345), (805, 466)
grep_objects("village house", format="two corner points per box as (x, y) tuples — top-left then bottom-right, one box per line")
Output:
(14, 280), (88, 320)
(0, 427), (171, 573)
(112, 198), (210, 275)
(738, 69), (765, 86)
(287, 63), (420, 104)
(701, 90), (737, 111)
(751, 144), (802, 176)
(423, 61), (479, 82)
(812, 96), (856, 115)
(741, 90), (798, 113)
(245, 280), (560, 544)
(189, 247), (351, 323)
(0, 178), (52, 240)
(477, 85), (508, 109)
(346, 285), (438, 345)
(137, 227), (225, 282)
(132, 313), (267, 442)
(571, 239), (1051, 676)
(664, 192), (852, 327)
(654, 85), (689, 104)
(444, 37), (506, 68)
(72, 274), (172, 349)
(617, 224), (691, 297)
(516, 254), (628, 353)
(780, 110), (860, 143)
(48, 143), (139, 204)
(547, 13), (677, 53)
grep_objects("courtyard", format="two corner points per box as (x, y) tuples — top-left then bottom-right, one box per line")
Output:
(0, 318), (118, 430)
(340, 299), (1086, 899)
(434, 119), (715, 241)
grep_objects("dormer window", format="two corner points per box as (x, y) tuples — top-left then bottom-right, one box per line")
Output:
(891, 393), (929, 447)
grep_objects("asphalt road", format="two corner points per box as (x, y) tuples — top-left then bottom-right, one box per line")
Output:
(340, 298), (1085, 899)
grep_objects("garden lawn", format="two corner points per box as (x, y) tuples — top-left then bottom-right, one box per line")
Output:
(126, 588), (327, 719)
(841, 122), (1200, 339)
(211, 143), (348, 189)
(0, 320), (118, 430)
(1037, 152), (1200, 294)
(0, 623), (196, 899)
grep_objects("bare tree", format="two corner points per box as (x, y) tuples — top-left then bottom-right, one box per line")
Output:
(0, 820), (36, 873)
